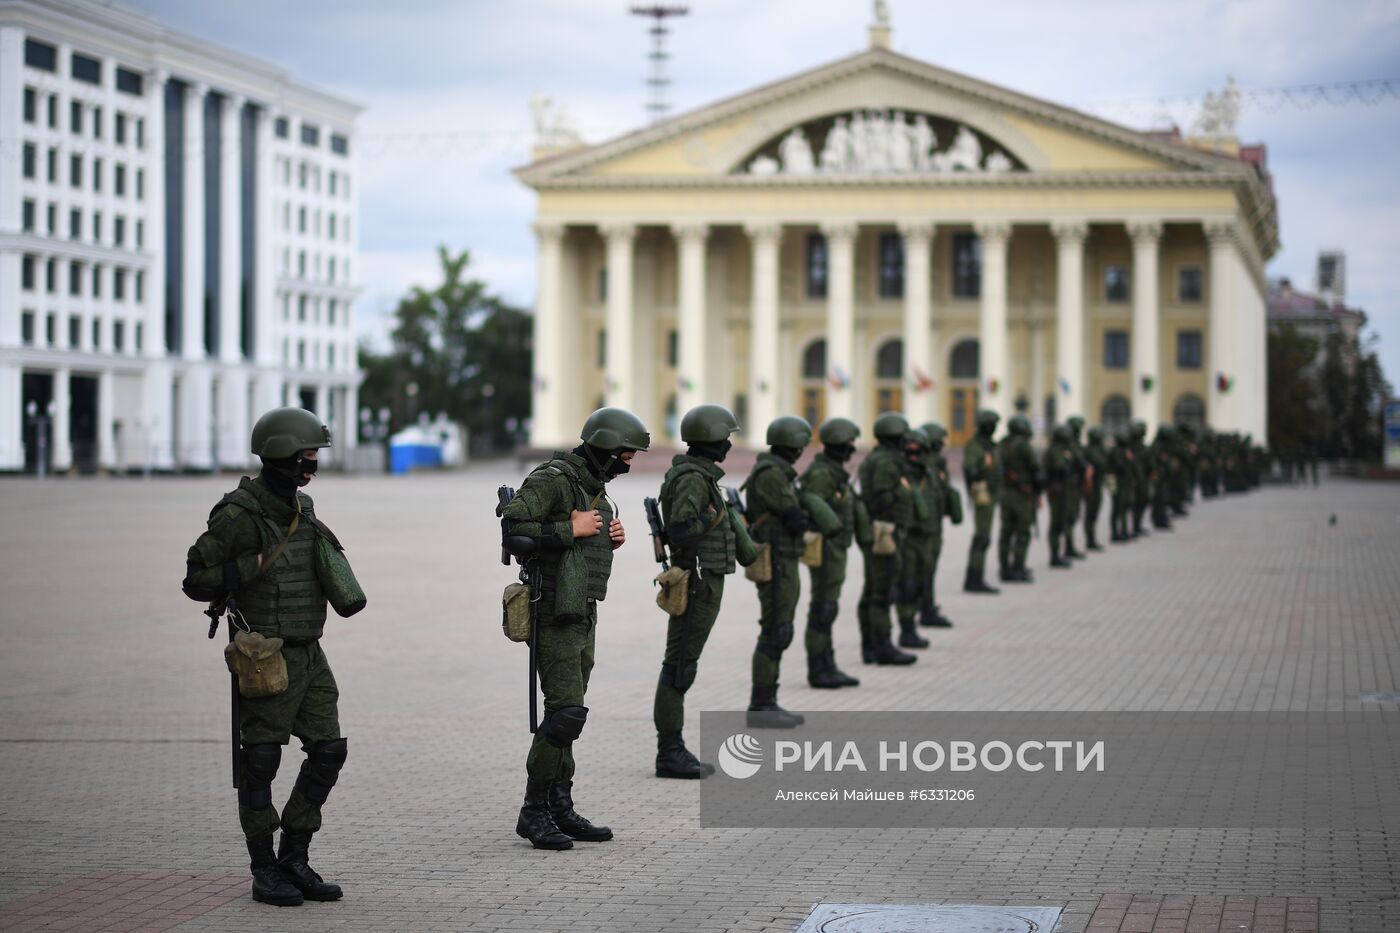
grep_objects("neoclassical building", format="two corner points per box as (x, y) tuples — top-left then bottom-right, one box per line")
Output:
(517, 23), (1276, 449)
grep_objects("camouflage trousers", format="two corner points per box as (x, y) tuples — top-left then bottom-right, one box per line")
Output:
(805, 541), (849, 660)
(1083, 484), (1103, 544)
(752, 553), (801, 689)
(998, 489), (1033, 569)
(896, 531), (941, 625)
(857, 546), (900, 645)
(654, 571), (725, 734)
(966, 501), (997, 573)
(527, 604), (596, 783)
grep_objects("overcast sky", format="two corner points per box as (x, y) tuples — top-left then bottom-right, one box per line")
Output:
(128, 0), (1400, 386)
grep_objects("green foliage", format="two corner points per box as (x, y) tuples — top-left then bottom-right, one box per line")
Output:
(357, 247), (532, 452)
(1266, 324), (1320, 457)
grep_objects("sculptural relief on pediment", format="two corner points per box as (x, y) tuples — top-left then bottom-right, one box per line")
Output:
(736, 109), (1024, 177)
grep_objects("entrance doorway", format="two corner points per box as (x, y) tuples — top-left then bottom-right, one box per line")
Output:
(873, 338), (903, 422)
(947, 338), (980, 446)
(801, 338), (826, 429)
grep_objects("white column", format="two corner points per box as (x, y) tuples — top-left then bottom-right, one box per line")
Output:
(746, 223), (782, 440)
(674, 223), (709, 418)
(179, 81), (213, 470)
(253, 105), (276, 367)
(0, 27), (22, 242)
(1028, 319), (1046, 433)
(314, 383), (329, 419)
(822, 222), (857, 421)
(530, 223), (567, 447)
(145, 70), (169, 361)
(602, 223), (636, 411)
(1129, 220), (1163, 435)
(97, 368), (116, 470)
(1052, 220), (1088, 422)
(975, 222), (1011, 421)
(899, 222), (934, 425)
(0, 364), (22, 470)
(1206, 222), (1236, 431)
(344, 381), (359, 455)
(52, 367), (72, 472)
(219, 95), (244, 364)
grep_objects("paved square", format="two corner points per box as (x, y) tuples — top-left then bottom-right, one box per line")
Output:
(0, 468), (1396, 932)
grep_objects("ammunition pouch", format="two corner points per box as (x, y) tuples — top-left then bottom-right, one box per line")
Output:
(799, 531), (824, 568)
(502, 581), (532, 642)
(223, 630), (289, 699)
(872, 520), (898, 556)
(744, 541), (773, 583)
(971, 480), (992, 507)
(654, 565), (692, 616)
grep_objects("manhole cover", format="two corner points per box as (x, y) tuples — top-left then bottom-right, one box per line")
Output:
(795, 903), (1062, 933)
(1361, 692), (1400, 704)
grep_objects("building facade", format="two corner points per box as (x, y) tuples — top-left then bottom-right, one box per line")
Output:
(518, 27), (1277, 449)
(0, 0), (362, 473)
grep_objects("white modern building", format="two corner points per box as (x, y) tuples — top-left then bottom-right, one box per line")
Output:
(0, 0), (362, 473)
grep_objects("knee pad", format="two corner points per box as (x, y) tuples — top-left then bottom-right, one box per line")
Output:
(658, 662), (679, 689)
(756, 639), (784, 662)
(239, 743), (281, 811)
(807, 600), (838, 633)
(294, 737), (348, 806)
(776, 622), (795, 651)
(676, 661), (699, 692)
(541, 705), (588, 748)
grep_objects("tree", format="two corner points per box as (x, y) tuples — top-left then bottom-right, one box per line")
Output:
(358, 247), (532, 453)
(1266, 324), (1320, 458)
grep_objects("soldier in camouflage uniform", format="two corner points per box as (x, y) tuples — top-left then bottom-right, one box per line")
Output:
(182, 407), (352, 907)
(962, 409), (1003, 594)
(744, 415), (814, 727)
(1063, 416), (1088, 559)
(895, 429), (940, 646)
(654, 405), (741, 778)
(799, 417), (863, 690)
(1198, 429), (1220, 498)
(1082, 427), (1108, 550)
(1107, 428), (1134, 542)
(917, 422), (962, 628)
(996, 415), (1038, 583)
(857, 412), (920, 665)
(1150, 424), (1176, 531)
(1130, 420), (1151, 537)
(1044, 424), (1076, 567)
(500, 408), (650, 849)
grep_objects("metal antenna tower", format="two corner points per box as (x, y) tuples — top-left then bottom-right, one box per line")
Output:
(630, 4), (689, 123)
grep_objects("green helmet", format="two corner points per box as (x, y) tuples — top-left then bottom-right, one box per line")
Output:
(976, 409), (1000, 432)
(904, 427), (931, 450)
(1087, 426), (1105, 443)
(1008, 415), (1031, 437)
(1131, 420), (1148, 438)
(765, 415), (812, 448)
(873, 411), (910, 441)
(581, 407), (651, 451)
(1157, 424), (1176, 439)
(920, 422), (948, 444)
(679, 404), (740, 443)
(1051, 424), (1071, 443)
(251, 407), (331, 459)
(1067, 415), (1085, 435)
(818, 417), (861, 446)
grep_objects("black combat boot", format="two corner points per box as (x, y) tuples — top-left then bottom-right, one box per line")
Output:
(1013, 557), (1035, 583)
(964, 567), (1000, 594)
(918, 602), (953, 628)
(897, 618), (929, 649)
(872, 636), (918, 665)
(547, 780), (613, 842)
(516, 778), (573, 850)
(808, 652), (859, 688)
(1086, 530), (1104, 551)
(1050, 538), (1071, 568)
(276, 832), (342, 902)
(656, 731), (708, 779)
(860, 628), (876, 664)
(246, 834), (302, 906)
(1065, 536), (1086, 560)
(747, 684), (804, 728)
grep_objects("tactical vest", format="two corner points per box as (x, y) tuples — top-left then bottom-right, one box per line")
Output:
(858, 445), (913, 527)
(532, 454), (614, 603)
(216, 481), (327, 641)
(744, 458), (803, 558)
(661, 460), (736, 574)
(803, 457), (855, 548)
(964, 435), (1003, 492)
(909, 463), (944, 533)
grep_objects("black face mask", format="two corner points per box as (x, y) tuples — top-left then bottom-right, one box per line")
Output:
(606, 456), (631, 479)
(771, 445), (802, 464)
(904, 447), (924, 463)
(689, 439), (732, 463)
(929, 440), (944, 454)
(260, 455), (316, 499)
(824, 442), (856, 463)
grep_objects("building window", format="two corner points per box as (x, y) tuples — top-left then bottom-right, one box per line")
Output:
(113, 320), (125, 352)
(135, 169), (144, 200)
(22, 143), (36, 178)
(70, 99), (83, 134)
(115, 164), (126, 196)
(70, 154), (82, 188)
(876, 338), (903, 379)
(116, 67), (143, 95)
(22, 311), (35, 345)
(1104, 264), (1130, 302)
(328, 213), (337, 239)
(803, 233), (828, 299)
(114, 268), (126, 300)
(274, 116), (289, 139)
(92, 106), (102, 139)
(46, 147), (57, 182)
(115, 112), (127, 144)
(91, 318), (100, 348)
(69, 209), (80, 240)
(597, 329), (607, 368)
(92, 264), (102, 297)
(46, 314), (56, 346)
(134, 271), (143, 303)
(878, 232), (905, 298)
(46, 94), (57, 128)
(93, 158), (102, 191)
(298, 162), (308, 189)
(24, 39), (57, 72)
(802, 339), (827, 381)
(297, 341), (306, 365)
(135, 220), (143, 247)
(330, 133), (349, 156)
(665, 329), (678, 368)
(24, 87), (37, 122)
(949, 338), (979, 379)
(69, 316), (80, 348)
(114, 215), (126, 246)
(22, 199), (35, 232)
(1178, 266), (1203, 302)
(92, 211), (101, 243)
(298, 206), (306, 233)
(135, 118), (144, 148)
(69, 262), (82, 296)
(1173, 393), (1205, 431)
(46, 203), (55, 235)
(1103, 330), (1129, 369)
(298, 295), (307, 321)
(1176, 329), (1202, 369)
(951, 232), (981, 298)
(1101, 394), (1131, 432)
(297, 251), (306, 277)
(134, 322), (143, 351)
(301, 123), (320, 147)
(71, 52), (101, 84)
(46, 258), (57, 293)
(22, 255), (36, 290)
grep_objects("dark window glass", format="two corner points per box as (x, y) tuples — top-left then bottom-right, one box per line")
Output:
(23, 143), (36, 178)
(135, 271), (143, 302)
(330, 133), (348, 155)
(136, 169), (144, 199)
(70, 99), (82, 134)
(92, 106), (102, 139)
(876, 338), (903, 379)
(950, 338), (979, 379)
(46, 314), (55, 345)
(46, 94), (57, 128)
(1104, 330), (1129, 369)
(274, 116), (289, 138)
(135, 220), (143, 247)
(1105, 265), (1130, 302)
(45, 203), (55, 234)
(23, 87), (37, 122)
(802, 339), (827, 379)
(805, 233), (828, 299)
(115, 67), (143, 95)
(46, 147), (56, 182)
(298, 296), (307, 321)
(597, 267), (608, 301)
(46, 258), (56, 293)
(1101, 395), (1131, 432)
(136, 117), (144, 148)
(666, 329), (678, 367)
(114, 268), (126, 300)
(24, 39), (57, 72)
(114, 216), (125, 246)
(135, 322), (143, 350)
(952, 232), (981, 298)
(22, 311), (35, 345)
(1178, 266), (1203, 302)
(115, 164), (126, 196)
(115, 112), (126, 144)
(71, 53), (100, 84)
(70, 154), (81, 188)
(300, 123), (320, 147)
(878, 232), (905, 298)
(69, 262), (82, 296)
(68, 316), (80, 347)
(69, 209), (80, 239)
(1172, 394), (1205, 431)
(22, 199), (35, 231)
(92, 158), (102, 191)
(22, 255), (36, 290)
(91, 318), (99, 347)
(1177, 330), (1202, 369)
(113, 320), (125, 351)
(92, 211), (101, 242)
(92, 265), (101, 297)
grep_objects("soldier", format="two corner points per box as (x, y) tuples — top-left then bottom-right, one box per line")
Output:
(1129, 420), (1151, 537)
(962, 409), (1003, 594)
(799, 417), (863, 689)
(1150, 425), (1175, 530)
(1082, 426), (1108, 551)
(181, 407), (355, 906)
(745, 415), (814, 727)
(857, 412), (920, 664)
(654, 405), (742, 778)
(1044, 424), (1076, 567)
(916, 422), (962, 627)
(894, 428), (937, 648)
(997, 415), (1038, 582)
(1063, 416), (1088, 559)
(500, 407), (650, 849)
(1198, 428), (1219, 498)
(1107, 428), (1134, 542)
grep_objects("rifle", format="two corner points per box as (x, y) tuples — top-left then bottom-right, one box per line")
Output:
(724, 486), (746, 523)
(497, 485), (541, 734)
(206, 600), (241, 789)
(643, 496), (669, 570)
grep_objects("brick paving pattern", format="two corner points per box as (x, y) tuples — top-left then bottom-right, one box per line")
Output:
(0, 469), (1397, 932)
(1087, 894), (1320, 933)
(0, 871), (247, 931)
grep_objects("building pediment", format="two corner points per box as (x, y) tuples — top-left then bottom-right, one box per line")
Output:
(517, 48), (1248, 187)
